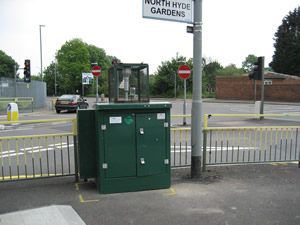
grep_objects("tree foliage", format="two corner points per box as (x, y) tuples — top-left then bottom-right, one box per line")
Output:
(216, 64), (244, 76)
(242, 54), (258, 72)
(43, 62), (62, 96)
(203, 61), (223, 89)
(270, 6), (300, 76)
(56, 39), (91, 94)
(86, 44), (111, 95)
(0, 50), (19, 78)
(150, 55), (210, 97)
(46, 38), (112, 96)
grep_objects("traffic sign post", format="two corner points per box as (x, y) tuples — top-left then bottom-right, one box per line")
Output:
(178, 65), (191, 126)
(91, 65), (101, 103)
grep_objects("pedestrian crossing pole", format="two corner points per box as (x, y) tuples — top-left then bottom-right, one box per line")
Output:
(191, 0), (203, 178)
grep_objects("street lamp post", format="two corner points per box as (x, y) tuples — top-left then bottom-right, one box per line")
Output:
(39, 25), (45, 81)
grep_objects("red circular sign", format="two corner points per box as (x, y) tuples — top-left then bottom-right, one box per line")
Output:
(178, 65), (191, 79)
(91, 66), (101, 77)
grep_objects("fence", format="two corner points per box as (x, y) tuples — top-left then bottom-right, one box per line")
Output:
(0, 97), (34, 113)
(0, 119), (78, 182)
(0, 77), (46, 112)
(1, 114), (299, 182)
(170, 114), (300, 170)
(202, 114), (300, 171)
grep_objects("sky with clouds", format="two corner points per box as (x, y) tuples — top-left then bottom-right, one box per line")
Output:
(1, 0), (299, 76)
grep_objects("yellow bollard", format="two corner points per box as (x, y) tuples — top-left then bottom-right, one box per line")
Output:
(7, 103), (19, 121)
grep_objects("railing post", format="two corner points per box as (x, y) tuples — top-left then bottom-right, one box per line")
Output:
(72, 119), (79, 182)
(202, 129), (207, 172)
(202, 114), (209, 172)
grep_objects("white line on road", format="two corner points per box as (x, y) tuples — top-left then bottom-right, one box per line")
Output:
(0, 144), (74, 158)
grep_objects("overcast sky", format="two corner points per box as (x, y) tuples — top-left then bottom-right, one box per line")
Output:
(1, 0), (299, 77)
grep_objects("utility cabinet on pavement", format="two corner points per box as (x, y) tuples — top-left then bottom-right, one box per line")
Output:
(96, 102), (171, 194)
(77, 63), (172, 194)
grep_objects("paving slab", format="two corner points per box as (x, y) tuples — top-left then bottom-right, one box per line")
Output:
(0, 205), (85, 225)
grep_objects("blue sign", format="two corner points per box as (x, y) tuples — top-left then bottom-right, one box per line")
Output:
(7, 104), (11, 111)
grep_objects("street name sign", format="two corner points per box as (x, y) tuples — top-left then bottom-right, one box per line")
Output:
(143, 0), (193, 24)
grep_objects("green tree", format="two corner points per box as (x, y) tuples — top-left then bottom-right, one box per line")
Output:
(270, 6), (300, 76)
(43, 62), (64, 96)
(203, 61), (223, 90)
(150, 54), (208, 97)
(0, 50), (19, 78)
(216, 64), (244, 76)
(242, 54), (258, 72)
(56, 38), (91, 94)
(85, 44), (111, 96)
(151, 55), (193, 97)
(31, 75), (42, 81)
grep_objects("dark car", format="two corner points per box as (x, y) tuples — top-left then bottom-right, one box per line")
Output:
(55, 95), (88, 113)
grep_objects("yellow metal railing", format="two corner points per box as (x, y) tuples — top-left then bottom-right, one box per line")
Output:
(202, 114), (300, 171)
(0, 119), (78, 181)
(170, 127), (191, 167)
(170, 114), (300, 169)
(0, 97), (34, 112)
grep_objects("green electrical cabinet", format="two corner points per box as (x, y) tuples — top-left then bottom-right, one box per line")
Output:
(96, 102), (171, 194)
(77, 109), (97, 179)
(77, 63), (172, 194)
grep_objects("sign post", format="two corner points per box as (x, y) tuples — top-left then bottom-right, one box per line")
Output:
(91, 65), (101, 103)
(178, 65), (191, 125)
(191, 0), (203, 178)
(142, 0), (202, 178)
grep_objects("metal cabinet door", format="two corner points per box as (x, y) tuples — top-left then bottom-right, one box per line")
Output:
(136, 113), (167, 176)
(103, 113), (136, 178)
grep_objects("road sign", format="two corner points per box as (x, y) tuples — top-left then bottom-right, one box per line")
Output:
(91, 66), (101, 77)
(143, 0), (193, 24)
(178, 65), (191, 79)
(82, 73), (93, 84)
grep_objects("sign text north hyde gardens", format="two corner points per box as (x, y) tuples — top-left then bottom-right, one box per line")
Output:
(143, 0), (193, 24)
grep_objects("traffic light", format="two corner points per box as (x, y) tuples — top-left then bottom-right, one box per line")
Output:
(248, 57), (264, 80)
(24, 59), (31, 83)
(256, 57), (264, 80)
(112, 58), (118, 65)
(248, 61), (259, 80)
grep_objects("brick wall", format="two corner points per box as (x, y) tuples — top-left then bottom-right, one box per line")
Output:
(216, 74), (300, 102)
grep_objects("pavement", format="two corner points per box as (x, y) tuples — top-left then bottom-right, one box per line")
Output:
(0, 98), (300, 225)
(0, 205), (85, 225)
(0, 163), (299, 225)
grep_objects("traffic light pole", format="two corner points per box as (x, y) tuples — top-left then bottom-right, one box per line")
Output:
(191, 0), (203, 178)
(259, 57), (265, 120)
(254, 80), (256, 101)
(14, 65), (17, 97)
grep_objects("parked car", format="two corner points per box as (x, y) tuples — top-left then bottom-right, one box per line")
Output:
(55, 95), (88, 113)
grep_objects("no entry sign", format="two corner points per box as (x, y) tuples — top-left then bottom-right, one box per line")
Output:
(178, 65), (191, 79)
(91, 66), (101, 77)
